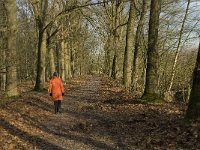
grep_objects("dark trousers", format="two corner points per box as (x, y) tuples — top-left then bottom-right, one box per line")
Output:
(54, 100), (61, 113)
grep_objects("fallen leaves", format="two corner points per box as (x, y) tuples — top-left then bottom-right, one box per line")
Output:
(0, 75), (200, 149)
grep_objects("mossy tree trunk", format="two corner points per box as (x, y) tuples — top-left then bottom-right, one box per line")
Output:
(111, 1), (119, 79)
(35, 28), (47, 91)
(32, 0), (48, 91)
(4, 0), (19, 97)
(132, 0), (147, 91)
(142, 0), (161, 99)
(123, 0), (136, 87)
(0, 1), (7, 91)
(185, 38), (200, 119)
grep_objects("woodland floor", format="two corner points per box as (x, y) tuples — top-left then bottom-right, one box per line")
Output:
(0, 75), (200, 150)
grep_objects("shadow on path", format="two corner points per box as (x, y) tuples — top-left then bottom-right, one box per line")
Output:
(0, 118), (65, 150)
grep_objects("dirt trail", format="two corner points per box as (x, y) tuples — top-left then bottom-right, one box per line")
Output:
(0, 75), (200, 150)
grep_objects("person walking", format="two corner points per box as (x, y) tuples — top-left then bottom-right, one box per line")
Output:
(48, 72), (64, 114)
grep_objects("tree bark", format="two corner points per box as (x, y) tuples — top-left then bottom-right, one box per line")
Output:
(65, 42), (72, 80)
(60, 40), (66, 81)
(123, 0), (136, 87)
(49, 47), (56, 78)
(185, 38), (200, 119)
(132, 0), (147, 91)
(34, 29), (47, 90)
(32, 0), (48, 91)
(0, 48), (6, 91)
(4, 0), (19, 97)
(104, 38), (111, 76)
(0, 1), (6, 91)
(111, 52), (117, 79)
(143, 0), (161, 99)
(70, 42), (75, 77)
(110, 1), (117, 79)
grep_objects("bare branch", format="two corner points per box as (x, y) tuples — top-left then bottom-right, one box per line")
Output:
(43, 0), (112, 32)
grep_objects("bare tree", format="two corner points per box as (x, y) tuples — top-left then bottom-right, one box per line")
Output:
(168, 0), (190, 92)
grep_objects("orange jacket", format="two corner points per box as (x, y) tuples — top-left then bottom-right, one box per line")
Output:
(48, 77), (64, 101)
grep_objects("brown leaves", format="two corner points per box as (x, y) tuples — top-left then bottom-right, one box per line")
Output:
(0, 75), (200, 149)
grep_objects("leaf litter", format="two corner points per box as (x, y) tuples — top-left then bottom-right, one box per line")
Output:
(0, 75), (200, 150)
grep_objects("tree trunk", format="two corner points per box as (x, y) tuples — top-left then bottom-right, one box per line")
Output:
(60, 40), (66, 81)
(142, 0), (161, 99)
(111, 1), (121, 79)
(56, 43), (60, 76)
(168, 0), (190, 91)
(0, 1), (6, 91)
(4, 0), (19, 97)
(111, 35), (117, 79)
(34, 29), (47, 91)
(70, 42), (75, 77)
(65, 42), (72, 80)
(123, 0), (136, 87)
(0, 50), (6, 91)
(68, 48), (72, 79)
(132, 0), (147, 91)
(104, 38), (111, 76)
(33, 0), (48, 91)
(49, 47), (56, 78)
(111, 52), (117, 79)
(185, 38), (200, 119)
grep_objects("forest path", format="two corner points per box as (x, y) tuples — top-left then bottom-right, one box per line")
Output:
(0, 75), (199, 150)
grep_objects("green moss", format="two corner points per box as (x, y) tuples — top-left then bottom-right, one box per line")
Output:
(141, 93), (163, 103)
